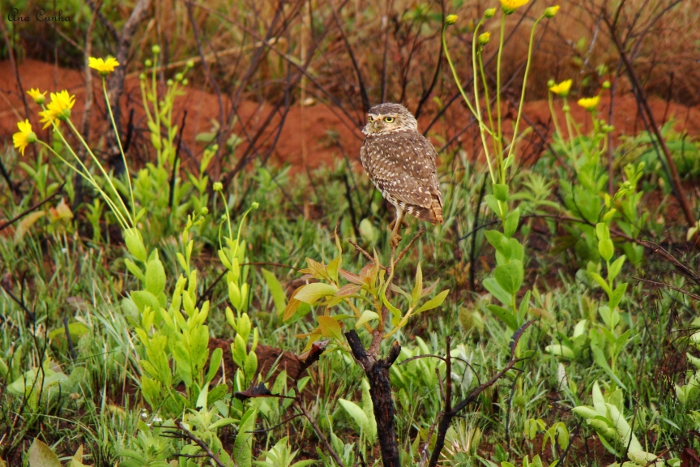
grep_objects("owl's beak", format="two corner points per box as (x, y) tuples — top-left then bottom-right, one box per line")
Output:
(373, 121), (379, 130)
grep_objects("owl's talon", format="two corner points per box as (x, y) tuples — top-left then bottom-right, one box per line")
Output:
(390, 232), (402, 248)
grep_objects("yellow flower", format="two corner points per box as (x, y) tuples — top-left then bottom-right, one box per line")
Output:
(27, 88), (47, 105)
(478, 32), (491, 45)
(501, 0), (529, 14)
(445, 14), (458, 25)
(39, 90), (76, 129)
(13, 120), (37, 156)
(88, 56), (120, 76)
(544, 5), (559, 18)
(577, 95), (600, 111)
(549, 79), (572, 97)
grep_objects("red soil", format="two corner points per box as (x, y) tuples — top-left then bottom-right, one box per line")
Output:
(2, 59), (700, 174)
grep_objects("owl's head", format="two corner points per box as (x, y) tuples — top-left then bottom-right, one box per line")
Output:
(362, 103), (418, 136)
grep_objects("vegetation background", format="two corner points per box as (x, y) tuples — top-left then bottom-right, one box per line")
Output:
(0, 0), (699, 466)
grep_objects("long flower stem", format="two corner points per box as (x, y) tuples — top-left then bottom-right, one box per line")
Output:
(38, 141), (128, 230)
(102, 78), (136, 222)
(442, 25), (496, 182)
(507, 16), (544, 170)
(547, 93), (567, 155)
(65, 118), (134, 226)
(478, 51), (498, 160)
(471, 21), (498, 184)
(496, 15), (506, 182)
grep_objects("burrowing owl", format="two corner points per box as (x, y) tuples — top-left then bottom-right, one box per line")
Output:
(360, 103), (444, 247)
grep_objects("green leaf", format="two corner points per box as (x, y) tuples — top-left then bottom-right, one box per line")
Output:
(48, 322), (90, 344)
(131, 290), (161, 315)
(415, 289), (450, 314)
(233, 409), (258, 467)
(261, 269), (287, 317)
(145, 255), (166, 296)
(503, 207), (520, 238)
(598, 239), (614, 262)
(572, 406), (600, 420)
(318, 316), (344, 342)
(327, 257), (341, 284)
(484, 194), (502, 217)
(207, 348), (223, 384)
(591, 345), (626, 389)
(483, 278), (512, 306)
(356, 310), (379, 328)
(608, 256), (626, 283)
(208, 384), (228, 406)
(606, 403), (643, 453)
(494, 261), (524, 295)
(589, 272), (612, 297)
(592, 381), (606, 415)
(487, 305), (518, 331)
(411, 264), (423, 305)
(609, 283), (628, 310)
(339, 398), (370, 434)
(544, 343), (575, 359)
(595, 223), (610, 241)
(244, 352), (258, 380)
(196, 384), (209, 409)
(124, 228), (147, 262)
(484, 230), (508, 255)
(28, 439), (61, 467)
(493, 183), (509, 202)
(68, 445), (87, 467)
(294, 283), (339, 305)
(381, 286), (403, 323)
(124, 258), (145, 282)
(14, 211), (45, 242)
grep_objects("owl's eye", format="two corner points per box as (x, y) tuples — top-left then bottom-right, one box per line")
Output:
(384, 117), (395, 123)
(368, 116), (374, 122)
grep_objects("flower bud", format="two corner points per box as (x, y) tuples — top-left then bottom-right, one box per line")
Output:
(478, 32), (491, 46)
(200, 207), (209, 215)
(484, 8), (496, 18)
(213, 182), (223, 192)
(167, 79), (174, 87)
(547, 79), (555, 88)
(602, 80), (611, 89)
(445, 14), (458, 25)
(152, 45), (161, 55)
(544, 5), (559, 18)
(145, 59), (152, 67)
(182, 79), (189, 86)
(175, 73), (184, 81)
(139, 72), (146, 81)
(562, 104), (570, 112)
(187, 60), (195, 68)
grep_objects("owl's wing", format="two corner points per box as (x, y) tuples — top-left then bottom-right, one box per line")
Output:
(367, 131), (443, 209)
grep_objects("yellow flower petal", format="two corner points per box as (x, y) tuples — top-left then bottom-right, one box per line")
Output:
(501, 0), (529, 13)
(549, 79), (572, 97)
(39, 109), (57, 129)
(89, 56), (120, 75)
(577, 95), (600, 111)
(27, 88), (46, 105)
(43, 90), (76, 124)
(12, 119), (37, 156)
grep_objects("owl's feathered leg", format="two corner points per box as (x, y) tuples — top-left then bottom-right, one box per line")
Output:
(389, 206), (405, 248)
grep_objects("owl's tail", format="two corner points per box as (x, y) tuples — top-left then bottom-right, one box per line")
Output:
(406, 199), (443, 225)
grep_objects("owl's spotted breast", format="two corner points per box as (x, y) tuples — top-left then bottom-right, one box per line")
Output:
(361, 129), (443, 225)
